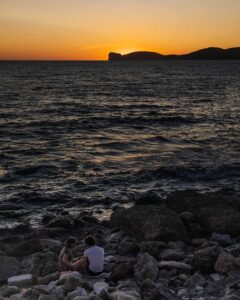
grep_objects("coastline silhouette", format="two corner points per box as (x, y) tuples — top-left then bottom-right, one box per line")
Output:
(109, 47), (240, 60)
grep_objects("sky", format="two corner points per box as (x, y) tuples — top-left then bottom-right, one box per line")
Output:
(0, 0), (240, 60)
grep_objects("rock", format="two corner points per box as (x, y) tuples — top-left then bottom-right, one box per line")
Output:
(191, 238), (208, 247)
(9, 294), (23, 300)
(177, 288), (188, 297)
(141, 278), (156, 290)
(8, 239), (61, 257)
(220, 296), (240, 300)
(225, 271), (240, 287)
(214, 251), (240, 274)
(160, 249), (186, 261)
(59, 271), (82, 283)
(27, 252), (58, 278)
(117, 238), (140, 256)
(210, 273), (224, 281)
(67, 287), (88, 298)
(111, 205), (189, 242)
(0, 256), (22, 282)
(180, 211), (194, 224)
(111, 290), (141, 300)
(139, 241), (165, 259)
(93, 282), (109, 295)
(21, 288), (40, 300)
(38, 294), (59, 300)
(167, 190), (240, 236)
(47, 216), (74, 228)
(108, 263), (133, 282)
(63, 276), (83, 292)
(211, 233), (233, 246)
(158, 261), (192, 271)
(148, 284), (179, 300)
(37, 271), (59, 285)
(184, 273), (206, 287)
(8, 274), (33, 287)
(2, 286), (20, 297)
(134, 253), (159, 282)
(192, 246), (220, 273)
(225, 244), (240, 257)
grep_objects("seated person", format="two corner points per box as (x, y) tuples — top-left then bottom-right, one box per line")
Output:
(58, 237), (76, 272)
(72, 235), (104, 275)
(84, 235), (104, 275)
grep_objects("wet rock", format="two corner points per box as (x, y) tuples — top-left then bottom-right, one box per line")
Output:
(134, 253), (159, 282)
(111, 205), (189, 242)
(0, 256), (22, 282)
(108, 263), (133, 282)
(192, 246), (220, 273)
(117, 238), (140, 256)
(214, 251), (240, 274)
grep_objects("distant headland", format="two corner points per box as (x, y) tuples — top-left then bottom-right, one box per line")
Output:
(108, 47), (240, 61)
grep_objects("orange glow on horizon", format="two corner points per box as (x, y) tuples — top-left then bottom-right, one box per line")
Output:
(0, 0), (240, 60)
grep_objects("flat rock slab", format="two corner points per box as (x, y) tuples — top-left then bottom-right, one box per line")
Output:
(8, 274), (33, 287)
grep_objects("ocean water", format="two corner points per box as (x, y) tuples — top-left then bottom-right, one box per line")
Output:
(0, 60), (240, 208)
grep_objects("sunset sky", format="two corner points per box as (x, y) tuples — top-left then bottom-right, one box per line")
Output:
(0, 0), (240, 60)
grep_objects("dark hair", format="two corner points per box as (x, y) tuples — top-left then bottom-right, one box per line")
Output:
(64, 237), (77, 248)
(85, 235), (96, 246)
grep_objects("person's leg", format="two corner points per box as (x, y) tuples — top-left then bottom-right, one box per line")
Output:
(72, 258), (88, 272)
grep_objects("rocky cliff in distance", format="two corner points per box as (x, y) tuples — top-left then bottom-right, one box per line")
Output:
(108, 47), (240, 60)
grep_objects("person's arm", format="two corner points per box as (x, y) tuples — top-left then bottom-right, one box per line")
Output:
(62, 254), (72, 267)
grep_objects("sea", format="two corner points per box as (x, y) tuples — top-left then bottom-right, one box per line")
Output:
(0, 60), (240, 222)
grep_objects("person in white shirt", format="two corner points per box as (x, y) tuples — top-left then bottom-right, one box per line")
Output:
(84, 235), (104, 275)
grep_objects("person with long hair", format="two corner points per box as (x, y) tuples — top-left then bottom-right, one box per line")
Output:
(58, 237), (77, 272)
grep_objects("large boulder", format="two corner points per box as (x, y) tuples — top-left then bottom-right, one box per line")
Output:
(8, 239), (61, 257)
(167, 190), (240, 236)
(134, 253), (159, 282)
(111, 205), (189, 242)
(0, 256), (22, 282)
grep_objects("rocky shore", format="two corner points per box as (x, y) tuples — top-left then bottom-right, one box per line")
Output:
(1, 189), (240, 300)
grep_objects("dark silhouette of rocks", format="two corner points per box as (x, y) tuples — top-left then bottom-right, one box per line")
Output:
(108, 47), (240, 60)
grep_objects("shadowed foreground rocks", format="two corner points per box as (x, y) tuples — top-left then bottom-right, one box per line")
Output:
(1, 190), (240, 299)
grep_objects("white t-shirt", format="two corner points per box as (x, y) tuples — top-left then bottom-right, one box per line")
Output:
(84, 245), (104, 273)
